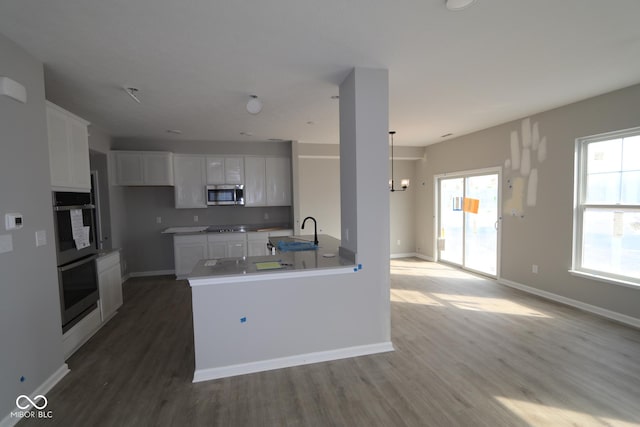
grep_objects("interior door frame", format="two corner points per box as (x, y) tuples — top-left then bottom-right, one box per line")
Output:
(434, 166), (503, 279)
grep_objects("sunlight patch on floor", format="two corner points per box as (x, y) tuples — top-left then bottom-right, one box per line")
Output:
(431, 293), (551, 318)
(495, 397), (639, 427)
(390, 262), (483, 280)
(390, 289), (444, 306)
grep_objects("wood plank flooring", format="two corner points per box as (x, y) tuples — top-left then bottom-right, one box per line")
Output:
(19, 259), (640, 426)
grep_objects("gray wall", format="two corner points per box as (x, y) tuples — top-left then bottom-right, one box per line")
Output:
(390, 160), (417, 255)
(109, 139), (292, 275)
(297, 157), (341, 238)
(0, 33), (66, 419)
(296, 149), (416, 255)
(87, 125), (112, 153)
(416, 83), (640, 320)
(296, 156), (417, 255)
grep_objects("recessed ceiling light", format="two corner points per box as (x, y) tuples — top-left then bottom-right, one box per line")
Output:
(166, 129), (183, 134)
(306, 121), (314, 125)
(441, 133), (453, 138)
(268, 138), (285, 142)
(330, 95), (339, 100)
(240, 131), (254, 137)
(445, 0), (476, 11)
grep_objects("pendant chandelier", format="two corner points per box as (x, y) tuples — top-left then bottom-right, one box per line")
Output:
(389, 131), (410, 192)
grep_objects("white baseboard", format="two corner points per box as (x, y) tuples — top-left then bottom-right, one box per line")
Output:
(414, 253), (435, 262)
(498, 278), (640, 329)
(390, 252), (435, 261)
(193, 341), (394, 383)
(390, 252), (417, 259)
(1, 364), (69, 427)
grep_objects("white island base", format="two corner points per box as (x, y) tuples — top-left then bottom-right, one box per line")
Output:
(188, 236), (394, 382)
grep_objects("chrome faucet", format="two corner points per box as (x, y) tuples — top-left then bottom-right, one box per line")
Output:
(301, 216), (319, 246)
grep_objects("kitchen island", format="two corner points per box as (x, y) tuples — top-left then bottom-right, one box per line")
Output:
(188, 234), (394, 382)
(189, 234), (355, 284)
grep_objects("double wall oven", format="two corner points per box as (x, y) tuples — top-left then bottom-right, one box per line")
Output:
(53, 191), (99, 332)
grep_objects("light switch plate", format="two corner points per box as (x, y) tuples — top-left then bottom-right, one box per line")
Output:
(5, 213), (23, 230)
(0, 234), (13, 254)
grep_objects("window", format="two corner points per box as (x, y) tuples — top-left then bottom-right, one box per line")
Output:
(573, 127), (640, 287)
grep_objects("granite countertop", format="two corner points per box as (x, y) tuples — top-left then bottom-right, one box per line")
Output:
(162, 224), (291, 234)
(189, 234), (355, 281)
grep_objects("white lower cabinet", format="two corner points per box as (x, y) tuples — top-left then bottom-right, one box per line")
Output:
(247, 232), (269, 256)
(207, 240), (227, 259)
(97, 251), (123, 323)
(174, 230), (292, 278)
(174, 234), (208, 278)
(207, 233), (246, 259)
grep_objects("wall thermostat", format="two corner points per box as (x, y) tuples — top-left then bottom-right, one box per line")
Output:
(5, 213), (23, 230)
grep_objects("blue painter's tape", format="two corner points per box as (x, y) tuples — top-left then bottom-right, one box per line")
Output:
(353, 267), (358, 272)
(20, 376), (25, 382)
(358, 264), (362, 270)
(240, 317), (247, 323)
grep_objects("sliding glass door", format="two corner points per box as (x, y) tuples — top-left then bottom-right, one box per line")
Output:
(438, 170), (500, 277)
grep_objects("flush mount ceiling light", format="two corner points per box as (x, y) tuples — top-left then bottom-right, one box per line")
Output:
(389, 131), (410, 192)
(246, 95), (263, 114)
(445, 0), (476, 11)
(123, 86), (141, 104)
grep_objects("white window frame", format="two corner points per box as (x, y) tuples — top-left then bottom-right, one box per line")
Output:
(571, 126), (640, 289)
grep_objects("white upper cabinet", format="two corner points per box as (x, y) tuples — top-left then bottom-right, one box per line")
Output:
(224, 157), (244, 184)
(46, 102), (91, 191)
(174, 154), (206, 208)
(143, 152), (174, 185)
(266, 157), (292, 206)
(113, 151), (144, 185)
(244, 157), (292, 207)
(206, 156), (244, 184)
(206, 157), (225, 184)
(244, 157), (267, 206)
(112, 151), (174, 186)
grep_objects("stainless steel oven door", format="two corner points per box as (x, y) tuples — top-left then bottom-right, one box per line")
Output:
(53, 201), (97, 265)
(59, 254), (99, 332)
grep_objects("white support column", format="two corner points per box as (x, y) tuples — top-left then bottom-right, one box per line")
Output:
(339, 67), (391, 339)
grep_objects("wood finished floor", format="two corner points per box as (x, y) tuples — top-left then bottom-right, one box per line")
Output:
(20, 259), (640, 427)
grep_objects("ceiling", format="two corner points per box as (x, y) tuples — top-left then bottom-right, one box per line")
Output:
(2, 0), (640, 147)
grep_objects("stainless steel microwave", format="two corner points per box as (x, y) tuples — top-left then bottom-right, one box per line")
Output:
(206, 185), (245, 206)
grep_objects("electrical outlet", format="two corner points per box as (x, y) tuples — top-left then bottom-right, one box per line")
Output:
(35, 230), (46, 247)
(194, 215), (199, 222)
(263, 212), (269, 220)
(397, 239), (401, 246)
(156, 216), (162, 224)
(532, 264), (539, 274)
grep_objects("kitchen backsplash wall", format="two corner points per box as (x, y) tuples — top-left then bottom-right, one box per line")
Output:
(118, 186), (291, 274)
